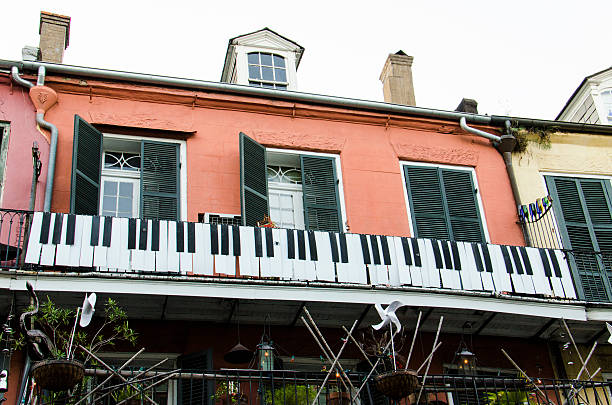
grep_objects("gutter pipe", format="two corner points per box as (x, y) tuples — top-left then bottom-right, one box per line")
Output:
(11, 66), (58, 212)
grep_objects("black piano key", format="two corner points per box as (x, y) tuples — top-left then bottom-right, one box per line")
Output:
(509, 246), (524, 274)
(297, 230), (306, 260)
(253, 227), (263, 258)
(450, 241), (461, 271)
(232, 226), (241, 256)
(307, 231), (318, 261)
(440, 240), (453, 270)
(176, 222), (184, 253)
(538, 248), (552, 277)
(65, 214), (76, 246)
(500, 245), (513, 274)
(221, 224), (230, 255)
(472, 243), (485, 273)
(151, 220), (160, 252)
(187, 222), (196, 254)
(329, 232), (339, 263)
(102, 216), (112, 247)
(39, 212), (52, 244)
(90, 216), (101, 246)
(128, 218), (137, 250)
(480, 243), (493, 273)
(401, 237), (412, 266)
(519, 247), (533, 275)
(380, 236), (392, 266)
(209, 224), (218, 255)
(287, 229), (295, 259)
(410, 238), (421, 267)
(359, 235), (371, 265)
(52, 213), (63, 245)
(430, 240), (443, 269)
(369, 235), (381, 265)
(265, 228), (274, 258)
(139, 220), (148, 250)
(339, 233), (348, 263)
(548, 249), (562, 277)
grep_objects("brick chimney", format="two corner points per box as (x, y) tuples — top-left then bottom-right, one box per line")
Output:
(455, 98), (478, 114)
(38, 11), (71, 63)
(380, 50), (416, 106)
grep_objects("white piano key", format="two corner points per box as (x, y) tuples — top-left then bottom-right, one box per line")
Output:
(422, 239), (441, 288)
(68, 215), (84, 268)
(392, 237), (412, 286)
(409, 239), (427, 287)
(555, 250), (576, 299)
(79, 216), (94, 267)
(259, 228), (273, 278)
(268, 228), (283, 277)
(343, 233), (367, 284)
(216, 225), (236, 276)
(155, 220), (168, 272)
(526, 247), (552, 295)
(455, 242), (474, 291)
(55, 215), (71, 266)
(303, 232), (317, 281)
(106, 217), (122, 270)
(439, 241), (461, 290)
(166, 221), (180, 272)
(131, 220), (146, 271)
(370, 236), (389, 285)
(24, 212), (44, 264)
(193, 223), (212, 275)
(314, 231), (334, 282)
(280, 229), (294, 280)
(40, 213), (56, 266)
(117, 218), (131, 271)
(93, 218), (108, 268)
(386, 237), (400, 287)
(478, 245), (495, 292)
(178, 222), (192, 274)
(487, 245), (511, 293)
(238, 226), (258, 277)
(144, 220), (156, 272)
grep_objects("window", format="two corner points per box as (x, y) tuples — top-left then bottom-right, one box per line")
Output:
(403, 163), (486, 243)
(70, 115), (185, 221)
(545, 175), (612, 301)
(247, 52), (287, 90)
(601, 89), (612, 124)
(239, 132), (344, 232)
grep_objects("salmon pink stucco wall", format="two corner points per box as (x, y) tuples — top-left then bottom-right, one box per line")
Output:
(41, 77), (523, 246)
(0, 76), (49, 211)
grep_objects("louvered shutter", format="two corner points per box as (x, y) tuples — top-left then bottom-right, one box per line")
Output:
(140, 141), (180, 221)
(404, 165), (484, 242)
(240, 132), (269, 226)
(178, 350), (212, 405)
(301, 155), (342, 232)
(546, 176), (612, 301)
(70, 115), (103, 215)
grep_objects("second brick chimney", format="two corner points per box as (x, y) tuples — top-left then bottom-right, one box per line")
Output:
(380, 50), (416, 106)
(39, 11), (71, 63)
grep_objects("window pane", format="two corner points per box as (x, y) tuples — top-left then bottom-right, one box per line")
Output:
(119, 182), (133, 197)
(118, 196), (132, 212)
(247, 53), (259, 64)
(103, 195), (116, 212)
(260, 53), (273, 66)
(248, 65), (261, 80)
(275, 84), (287, 90)
(275, 68), (287, 82)
(104, 181), (117, 196)
(273, 55), (285, 68)
(262, 67), (274, 81)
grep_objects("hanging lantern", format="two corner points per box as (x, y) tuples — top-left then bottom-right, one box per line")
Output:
(456, 347), (476, 375)
(257, 342), (275, 371)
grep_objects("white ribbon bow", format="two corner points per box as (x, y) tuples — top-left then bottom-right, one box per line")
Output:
(372, 300), (404, 332)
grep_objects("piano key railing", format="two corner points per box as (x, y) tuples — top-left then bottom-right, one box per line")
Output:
(0, 209), (32, 269)
(35, 367), (612, 405)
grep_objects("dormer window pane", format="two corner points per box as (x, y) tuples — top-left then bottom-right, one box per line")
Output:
(260, 53), (273, 66)
(249, 65), (261, 80)
(247, 52), (288, 90)
(273, 55), (285, 68)
(248, 53), (259, 64)
(262, 67), (274, 81)
(275, 68), (287, 82)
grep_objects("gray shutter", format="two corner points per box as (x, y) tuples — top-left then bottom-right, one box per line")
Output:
(178, 350), (212, 405)
(301, 155), (342, 232)
(240, 132), (269, 226)
(441, 169), (485, 243)
(547, 176), (612, 301)
(70, 115), (102, 215)
(140, 141), (180, 221)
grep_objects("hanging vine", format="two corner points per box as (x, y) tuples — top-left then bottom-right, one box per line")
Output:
(511, 127), (556, 153)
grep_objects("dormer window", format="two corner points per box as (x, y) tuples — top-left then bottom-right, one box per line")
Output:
(248, 52), (287, 89)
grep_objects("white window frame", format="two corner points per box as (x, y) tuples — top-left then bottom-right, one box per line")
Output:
(399, 160), (491, 243)
(100, 176), (140, 218)
(247, 52), (289, 89)
(235, 45), (298, 90)
(102, 133), (188, 221)
(267, 147), (348, 232)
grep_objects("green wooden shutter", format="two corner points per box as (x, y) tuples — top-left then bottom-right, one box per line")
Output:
(178, 350), (212, 405)
(240, 132), (269, 226)
(404, 165), (484, 242)
(140, 141), (180, 221)
(70, 115), (102, 215)
(301, 155), (342, 232)
(546, 176), (612, 301)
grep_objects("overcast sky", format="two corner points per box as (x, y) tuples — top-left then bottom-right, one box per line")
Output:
(2, 1), (610, 120)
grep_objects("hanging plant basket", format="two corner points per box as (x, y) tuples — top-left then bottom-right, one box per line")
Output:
(31, 359), (85, 392)
(374, 369), (420, 400)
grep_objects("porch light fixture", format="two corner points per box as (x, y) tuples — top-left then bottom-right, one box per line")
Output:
(257, 342), (275, 371)
(456, 347), (476, 375)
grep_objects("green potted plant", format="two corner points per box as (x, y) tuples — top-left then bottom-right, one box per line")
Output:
(212, 381), (248, 405)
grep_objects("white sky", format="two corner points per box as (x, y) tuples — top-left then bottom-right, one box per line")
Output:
(2, 1), (610, 120)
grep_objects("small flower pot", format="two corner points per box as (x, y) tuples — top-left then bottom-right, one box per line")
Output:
(327, 391), (351, 405)
(31, 359), (85, 392)
(374, 369), (420, 400)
